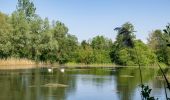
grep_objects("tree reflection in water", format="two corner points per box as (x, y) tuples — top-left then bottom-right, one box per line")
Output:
(0, 67), (169, 100)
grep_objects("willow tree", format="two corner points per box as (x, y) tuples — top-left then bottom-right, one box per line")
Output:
(110, 22), (156, 66)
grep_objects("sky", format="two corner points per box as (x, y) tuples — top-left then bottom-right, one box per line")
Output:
(0, 0), (170, 42)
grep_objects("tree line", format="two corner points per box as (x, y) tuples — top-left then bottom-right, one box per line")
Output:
(0, 0), (170, 66)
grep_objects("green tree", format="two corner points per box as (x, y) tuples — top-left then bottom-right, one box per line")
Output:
(0, 12), (13, 58)
(29, 16), (44, 60)
(91, 35), (112, 50)
(52, 21), (78, 64)
(1, 0), (80, 64)
(114, 22), (135, 48)
(65, 34), (78, 62)
(148, 29), (170, 65)
(36, 31), (58, 63)
(163, 24), (170, 65)
(81, 40), (90, 49)
(110, 22), (135, 65)
(33, 18), (59, 63)
(77, 44), (95, 64)
(163, 23), (170, 45)
(91, 35), (113, 63)
(93, 49), (112, 63)
(17, 0), (36, 20)
(111, 22), (156, 66)
(10, 11), (30, 58)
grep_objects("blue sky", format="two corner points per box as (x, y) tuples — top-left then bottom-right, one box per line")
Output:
(0, 0), (170, 42)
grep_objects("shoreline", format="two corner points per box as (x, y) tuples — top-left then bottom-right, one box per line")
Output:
(0, 63), (116, 70)
(0, 59), (167, 70)
(0, 64), (166, 70)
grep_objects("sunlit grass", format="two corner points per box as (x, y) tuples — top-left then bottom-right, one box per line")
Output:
(0, 58), (35, 65)
(65, 62), (116, 68)
(0, 58), (37, 69)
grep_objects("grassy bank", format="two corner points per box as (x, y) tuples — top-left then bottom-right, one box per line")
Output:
(64, 62), (116, 68)
(0, 58), (50, 69)
(0, 59), (168, 70)
(0, 59), (116, 69)
(0, 58), (35, 66)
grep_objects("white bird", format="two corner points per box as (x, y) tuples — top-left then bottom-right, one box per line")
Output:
(48, 68), (52, 73)
(60, 68), (65, 73)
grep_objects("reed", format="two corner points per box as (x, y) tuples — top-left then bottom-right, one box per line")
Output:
(0, 58), (36, 66)
(0, 58), (37, 69)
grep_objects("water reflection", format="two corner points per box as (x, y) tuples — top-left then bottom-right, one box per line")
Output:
(0, 67), (169, 100)
(0, 68), (77, 100)
(115, 68), (157, 100)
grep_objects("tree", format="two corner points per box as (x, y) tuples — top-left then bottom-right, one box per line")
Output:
(52, 21), (78, 64)
(65, 34), (78, 62)
(114, 22), (136, 48)
(10, 11), (31, 58)
(93, 49), (112, 63)
(77, 44), (95, 64)
(111, 22), (156, 66)
(163, 23), (170, 46)
(81, 40), (90, 49)
(110, 22), (135, 64)
(29, 15), (44, 60)
(17, 0), (36, 20)
(163, 24), (170, 65)
(1, 0), (80, 64)
(91, 35), (112, 50)
(91, 35), (113, 63)
(0, 12), (13, 58)
(36, 30), (58, 63)
(148, 29), (170, 65)
(32, 18), (59, 63)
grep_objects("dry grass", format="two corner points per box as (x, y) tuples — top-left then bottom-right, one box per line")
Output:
(0, 58), (37, 69)
(0, 58), (35, 65)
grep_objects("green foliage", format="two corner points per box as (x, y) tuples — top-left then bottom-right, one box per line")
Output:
(114, 22), (136, 48)
(52, 21), (78, 64)
(77, 42), (95, 64)
(113, 40), (156, 66)
(0, 0), (78, 64)
(0, 12), (13, 58)
(0, 0), (170, 66)
(10, 11), (30, 58)
(148, 29), (170, 65)
(163, 23), (170, 44)
(93, 50), (112, 63)
(91, 35), (112, 50)
(141, 85), (158, 100)
(17, 0), (36, 19)
(75, 36), (113, 64)
(91, 36), (113, 63)
(111, 22), (156, 66)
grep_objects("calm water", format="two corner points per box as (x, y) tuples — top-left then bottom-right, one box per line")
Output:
(0, 67), (169, 100)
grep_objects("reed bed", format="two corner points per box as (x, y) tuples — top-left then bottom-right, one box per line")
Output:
(0, 58), (37, 69)
(0, 58), (35, 65)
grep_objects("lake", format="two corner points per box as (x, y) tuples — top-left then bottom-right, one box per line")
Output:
(0, 67), (169, 100)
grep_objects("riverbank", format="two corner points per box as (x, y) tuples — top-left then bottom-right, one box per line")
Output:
(0, 59), (168, 70)
(64, 63), (116, 68)
(0, 58), (46, 69)
(0, 63), (116, 70)
(0, 58), (116, 69)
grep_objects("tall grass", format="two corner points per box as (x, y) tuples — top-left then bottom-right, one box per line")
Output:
(0, 58), (37, 69)
(0, 58), (35, 66)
